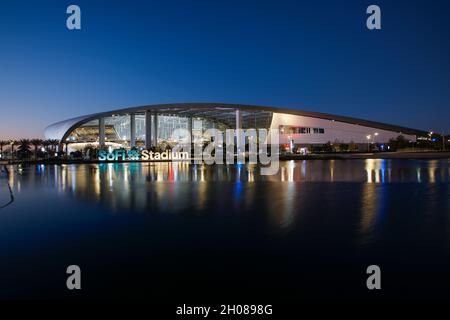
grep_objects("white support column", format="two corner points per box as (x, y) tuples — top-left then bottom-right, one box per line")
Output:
(188, 117), (193, 144)
(99, 117), (105, 148)
(130, 113), (136, 148)
(153, 113), (158, 147)
(145, 111), (152, 149)
(236, 109), (242, 130)
(236, 109), (243, 155)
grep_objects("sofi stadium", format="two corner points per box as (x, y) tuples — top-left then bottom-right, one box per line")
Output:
(44, 103), (427, 153)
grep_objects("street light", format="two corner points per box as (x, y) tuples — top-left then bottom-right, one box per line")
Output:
(372, 132), (379, 145)
(366, 135), (371, 151)
(373, 132), (379, 150)
(429, 131), (434, 150)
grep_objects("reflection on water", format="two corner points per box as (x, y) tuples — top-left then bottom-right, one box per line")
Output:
(20, 159), (450, 187)
(4, 159), (450, 221)
(1, 159), (450, 299)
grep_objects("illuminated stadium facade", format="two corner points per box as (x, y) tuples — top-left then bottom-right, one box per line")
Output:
(45, 103), (427, 153)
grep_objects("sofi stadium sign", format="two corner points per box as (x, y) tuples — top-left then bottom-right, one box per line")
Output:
(96, 128), (280, 175)
(98, 149), (189, 161)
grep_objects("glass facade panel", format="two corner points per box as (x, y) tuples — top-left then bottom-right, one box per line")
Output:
(105, 115), (130, 142)
(67, 119), (99, 142)
(66, 108), (273, 149)
(157, 115), (189, 142)
(135, 114), (146, 142)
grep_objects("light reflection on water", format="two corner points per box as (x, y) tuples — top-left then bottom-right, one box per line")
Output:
(1, 159), (450, 299)
(3, 159), (450, 221)
(18, 158), (450, 186)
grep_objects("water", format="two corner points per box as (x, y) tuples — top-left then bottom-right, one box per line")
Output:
(0, 159), (449, 300)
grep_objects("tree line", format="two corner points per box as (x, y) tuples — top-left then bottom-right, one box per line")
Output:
(0, 139), (60, 160)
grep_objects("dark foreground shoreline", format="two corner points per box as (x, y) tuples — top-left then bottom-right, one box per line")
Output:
(1, 151), (450, 165)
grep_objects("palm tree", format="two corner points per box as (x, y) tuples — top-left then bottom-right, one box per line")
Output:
(17, 139), (31, 159)
(0, 140), (8, 158)
(50, 139), (59, 151)
(50, 139), (60, 155)
(30, 138), (43, 160)
(42, 140), (51, 158)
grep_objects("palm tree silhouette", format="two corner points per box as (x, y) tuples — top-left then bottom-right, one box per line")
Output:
(17, 139), (31, 159)
(30, 138), (43, 160)
(42, 140), (51, 158)
(50, 139), (60, 155)
(0, 140), (8, 158)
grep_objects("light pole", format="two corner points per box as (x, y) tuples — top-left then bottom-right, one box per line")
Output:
(373, 132), (379, 151)
(366, 135), (371, 152)
(429, 131), (434, 150)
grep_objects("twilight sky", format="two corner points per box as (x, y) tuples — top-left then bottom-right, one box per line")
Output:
(1, 0), (449, 139)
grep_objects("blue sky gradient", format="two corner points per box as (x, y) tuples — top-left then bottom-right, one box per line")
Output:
(1, 0), (449, 138)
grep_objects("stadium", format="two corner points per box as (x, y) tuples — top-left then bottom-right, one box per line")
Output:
(44, 103), (427, 153)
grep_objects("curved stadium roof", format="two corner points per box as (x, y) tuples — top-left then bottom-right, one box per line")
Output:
(45, 103), (428, 141)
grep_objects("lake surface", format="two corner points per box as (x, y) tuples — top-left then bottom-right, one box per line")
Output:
(0, 159), (450, 300)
